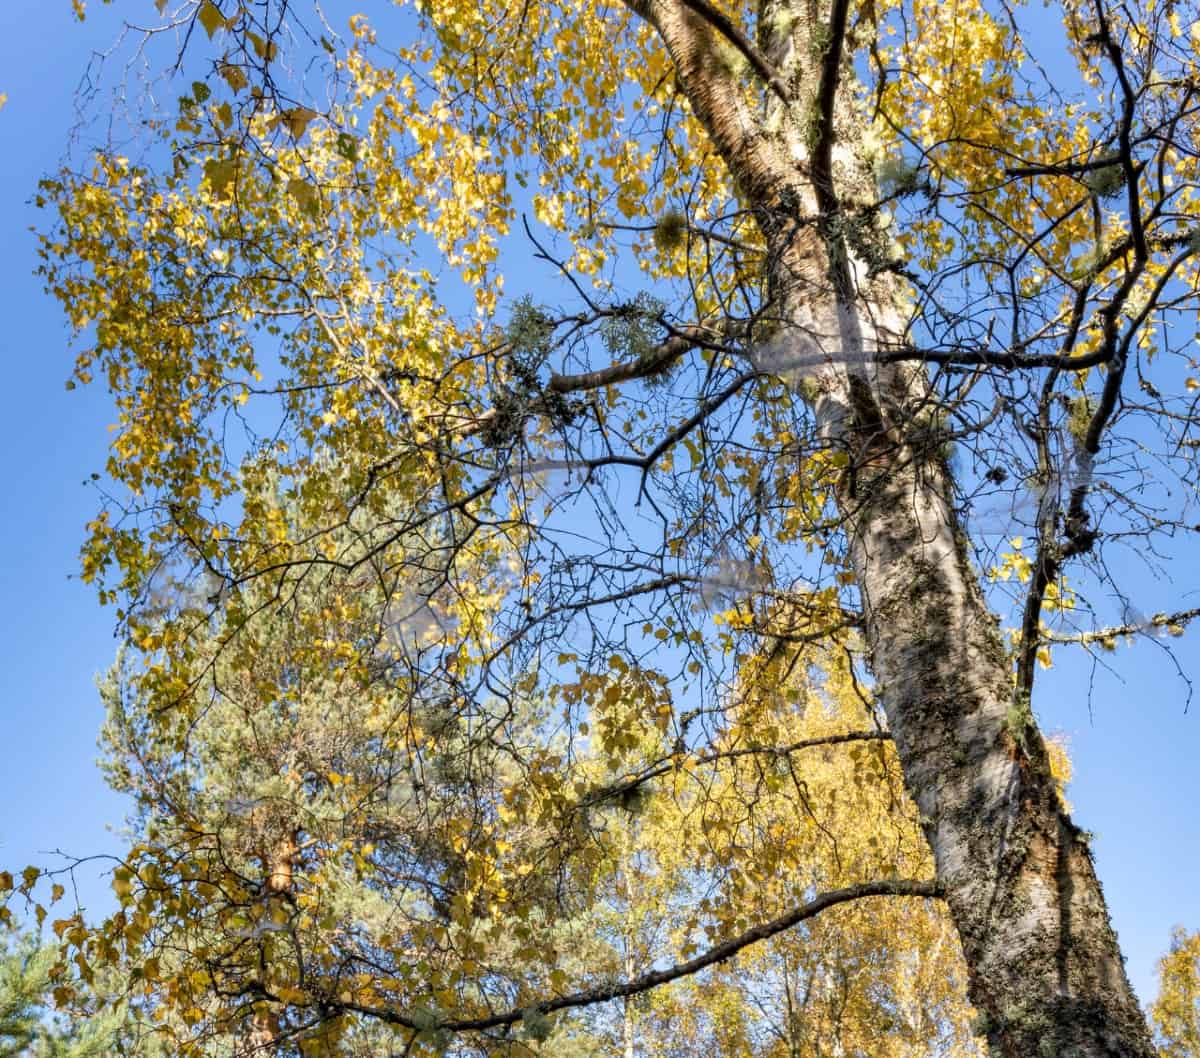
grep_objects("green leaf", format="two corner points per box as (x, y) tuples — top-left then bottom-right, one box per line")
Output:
(335, 131), (358, 162)
(280, 106), (318, 139)
(248, 31), (278, 62)
(191, 80), (211, 105)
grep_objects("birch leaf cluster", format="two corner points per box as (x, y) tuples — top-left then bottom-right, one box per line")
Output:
(20, 0), (1200, 1053)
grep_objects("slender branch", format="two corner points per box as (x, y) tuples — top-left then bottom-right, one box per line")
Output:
(547, 325), (716, 393)
(599, 219), (763, 254)
(579, 729), (893, 808)
(335, 879), (941, 1033)
(1005, 158), (1146, 179)
(1086, 0), (1147, 259)
(875, 344), (1115, 371)
(809, 0), (852, 212)
(637, 369), (759, 497)
(454, 322), (729, 438)
(1042, 606), (1200, 645)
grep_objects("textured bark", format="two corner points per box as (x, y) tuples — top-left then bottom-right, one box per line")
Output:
(836, 372), (1155, 1058)
(776, 243), (1156, 1058)
(618, 0), (1160, 1052)
(234, 831), (298, 1056)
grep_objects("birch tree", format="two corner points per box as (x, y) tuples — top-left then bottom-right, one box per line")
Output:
(27, 0), (1200, 1054)
(1152, 929), (1200, 1058)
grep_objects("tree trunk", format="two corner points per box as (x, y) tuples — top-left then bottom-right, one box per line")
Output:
(621, 0), (1158, 1052)
(236, 831), (299, 1056)
(774, 216), (1155, 1058)
(846, 395), (1153, 1058)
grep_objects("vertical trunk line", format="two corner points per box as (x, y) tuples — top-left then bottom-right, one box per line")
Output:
(623, 947), (636, 1058)
(237, 829), (299, 1056)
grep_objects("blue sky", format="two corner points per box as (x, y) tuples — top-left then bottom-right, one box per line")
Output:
(0, 0), (132, 898)
(0, 0), (1196, 1015)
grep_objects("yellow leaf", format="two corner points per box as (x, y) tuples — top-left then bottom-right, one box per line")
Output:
(247, 31), (278, 61)
(197, 1), (225, 39)
(280, 107), (319, 140)
(219, 62), (248, 94)
(288, 178), (320, 216)
(204, 157), (238, 199)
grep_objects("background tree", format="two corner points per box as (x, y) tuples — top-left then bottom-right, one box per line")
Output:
(79, 474), (982, 1056)
(28, 0), (1200, 1055)
(1152, 929), (1200, 1058)
(0, 931), (167, 1058)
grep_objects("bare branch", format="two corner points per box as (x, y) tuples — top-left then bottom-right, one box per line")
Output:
(579, 729), (894, 808)
(1043, 607), (1200, 646)
(809, 0), (853, 213)
(547, 324), (718, 393)
(673, 0), (793, 104)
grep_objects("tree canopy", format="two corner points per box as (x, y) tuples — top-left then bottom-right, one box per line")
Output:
(1154, 928), (1200, 1058)
(11, 0), (1200, 1054)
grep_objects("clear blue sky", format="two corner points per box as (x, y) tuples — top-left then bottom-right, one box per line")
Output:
(0, 0), (1196, 1014)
